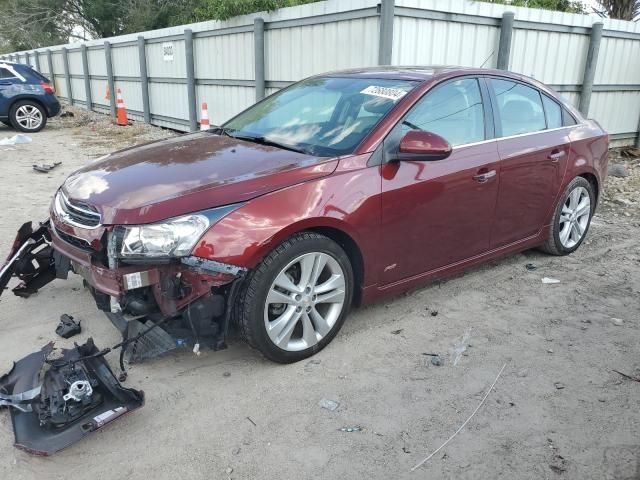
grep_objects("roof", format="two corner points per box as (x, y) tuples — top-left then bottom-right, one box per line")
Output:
(322, 65), (530, 83)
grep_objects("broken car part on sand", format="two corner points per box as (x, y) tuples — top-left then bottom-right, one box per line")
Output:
(0, 219), (246, 454)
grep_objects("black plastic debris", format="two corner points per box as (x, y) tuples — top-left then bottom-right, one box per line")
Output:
(0, 220), (65, 299)
(55, 314), (81, 339)
(0, 338), (144, 455)
(32, 162), (62, 173)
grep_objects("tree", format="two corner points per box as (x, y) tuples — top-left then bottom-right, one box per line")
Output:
(194, 0), (322, 21)
(478, 0), (585, 13)
(599, 0), (639, 20)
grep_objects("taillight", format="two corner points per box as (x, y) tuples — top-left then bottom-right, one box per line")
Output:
(41, 81), (55, 94)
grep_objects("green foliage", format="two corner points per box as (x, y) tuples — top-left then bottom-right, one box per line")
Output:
(0, 0), (322, 51)
(478, 0), (585, 14)
(194, 0), (321, 21)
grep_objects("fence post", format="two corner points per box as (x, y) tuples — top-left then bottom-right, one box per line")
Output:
(62, 47), (73, 105)
(184, 29), (197, 132)
(378, 0), (394, 65)
(254, 18), (266, 102)
(138, 36), (151, 123)
(34, 51), (41, 72)
(497, 12), (514, 70)
(25, 52), (30, 66)
(104, 41), (116, 118)
(579, 22), (603, 117)
(46, 50), (54, 83)
(81, 44), (92, 111)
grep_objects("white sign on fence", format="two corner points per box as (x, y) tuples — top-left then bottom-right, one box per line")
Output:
(162, 42), (174, 62)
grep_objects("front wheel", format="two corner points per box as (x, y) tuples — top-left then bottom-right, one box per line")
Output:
(541, 176), (595, 255)
(236, 232), (354, 363)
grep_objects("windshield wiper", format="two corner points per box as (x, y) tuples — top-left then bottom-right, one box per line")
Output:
(229, 133), (308, 154)
(210, 127), (235, 137)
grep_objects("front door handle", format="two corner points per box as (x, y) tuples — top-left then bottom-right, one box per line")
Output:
(548, 150), (566, 162)
(473, 169), (496, 183)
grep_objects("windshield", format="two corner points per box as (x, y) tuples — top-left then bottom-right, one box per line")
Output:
(223, 77), (418, 157)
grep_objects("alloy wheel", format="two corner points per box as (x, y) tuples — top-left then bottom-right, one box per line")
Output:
(559, 186), (591, 249)
(264, 252), (346, 352)
(15, 105), (43, 131)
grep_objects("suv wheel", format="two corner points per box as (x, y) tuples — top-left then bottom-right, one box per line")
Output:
(541, 176), (595, 255)
(236, 232), (354, 363)
(10, 101), (47, 133)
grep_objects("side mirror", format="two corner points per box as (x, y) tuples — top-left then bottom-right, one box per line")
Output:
(395, 130), (452, 161)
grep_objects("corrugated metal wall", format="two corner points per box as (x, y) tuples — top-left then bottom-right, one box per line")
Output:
(2, 0), (639, 144)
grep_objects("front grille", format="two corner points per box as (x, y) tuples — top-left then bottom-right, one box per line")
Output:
(55, 191), (101, 229)
(54, 227), (94, 252)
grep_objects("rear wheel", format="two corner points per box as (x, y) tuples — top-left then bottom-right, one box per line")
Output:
(540, 176), (594, 255)
(236, 232), (353, 363)
(9, 100), (47, 133)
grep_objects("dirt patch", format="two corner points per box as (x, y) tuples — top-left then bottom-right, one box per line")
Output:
(0, 119), (639, 479)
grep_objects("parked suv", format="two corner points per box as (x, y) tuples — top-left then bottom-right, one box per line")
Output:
(0, 61), (60, 132)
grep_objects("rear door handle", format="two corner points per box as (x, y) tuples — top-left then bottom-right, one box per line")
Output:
(548, 150), (566, 162)
(473, 170), (496, 183)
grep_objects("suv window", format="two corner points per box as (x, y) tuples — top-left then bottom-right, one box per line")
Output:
(541, 94), (562, 129)
(490, 79), (546, 137)
(400, 78), (485, 147)
(0, 67), (16, 80)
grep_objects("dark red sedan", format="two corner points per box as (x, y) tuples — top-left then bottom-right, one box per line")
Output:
(2, 67), (609, 363)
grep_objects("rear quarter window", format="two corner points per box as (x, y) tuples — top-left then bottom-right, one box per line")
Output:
(15, 66), (49, 83)
(0, 67), (17, 80)
(562, 109), (577, 126)
(541, 94), (562, 129)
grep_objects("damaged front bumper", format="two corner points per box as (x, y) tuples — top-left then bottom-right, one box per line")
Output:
(1, 220), (247, 358)
(0, 339), (143, 455)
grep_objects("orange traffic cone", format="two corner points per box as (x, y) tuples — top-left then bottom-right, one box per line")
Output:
(200, 102), (210, 131)
(105, 85), (110, 101)
(116, 88), (128, 126)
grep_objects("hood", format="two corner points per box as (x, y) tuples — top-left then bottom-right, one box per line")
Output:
(62, 132), (338, 225)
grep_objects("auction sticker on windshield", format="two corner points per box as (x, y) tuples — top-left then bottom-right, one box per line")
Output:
(360, 85), (408, 101)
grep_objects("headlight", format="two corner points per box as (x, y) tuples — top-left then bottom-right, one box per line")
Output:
(117, 204), (242, 259)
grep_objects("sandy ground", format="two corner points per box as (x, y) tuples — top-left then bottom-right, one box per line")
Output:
(0, 109), (639, 480)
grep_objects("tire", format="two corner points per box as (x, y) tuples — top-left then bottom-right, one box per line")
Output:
(236, 232), (354, 363)
(540, 176), (595, 256)
(9, 100), (47, 133)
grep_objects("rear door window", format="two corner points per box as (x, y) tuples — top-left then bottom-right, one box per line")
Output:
(400, 78), (486, 147)
(541, 94), (562, 129)
(490, 79), (546, 137)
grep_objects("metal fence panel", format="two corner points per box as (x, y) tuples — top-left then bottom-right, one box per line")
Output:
(590, 91), (640, 136)
(196, 85), (254, 125)
(194, 32), (254, 80)
(265, 17), (379, 81)
(393, 16), (499, 67)
(2, 0), (639, 144)
(146, 40), (187, 78)
(87, 48), (107, 76)
(111, 45), (142, 77)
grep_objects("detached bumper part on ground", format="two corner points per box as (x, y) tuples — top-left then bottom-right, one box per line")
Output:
(0, 339), (144, 455)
